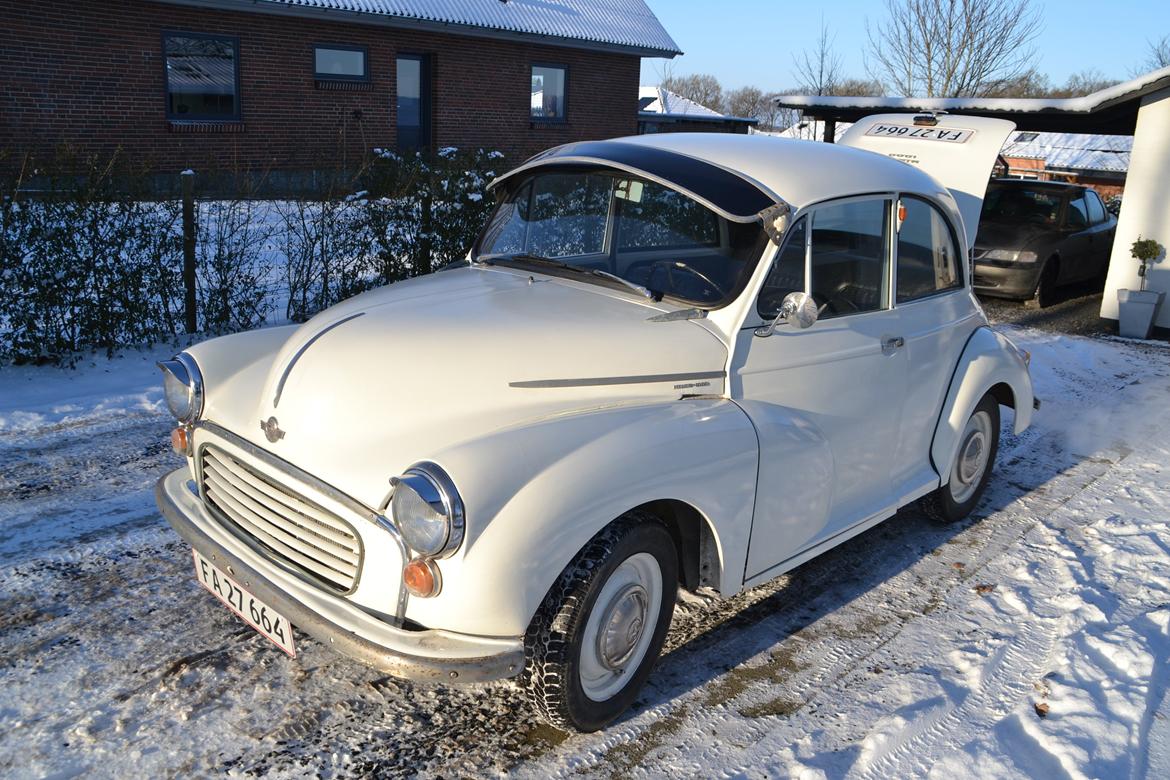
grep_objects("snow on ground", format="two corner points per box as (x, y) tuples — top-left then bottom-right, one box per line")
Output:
(1, 325), (1169, 778)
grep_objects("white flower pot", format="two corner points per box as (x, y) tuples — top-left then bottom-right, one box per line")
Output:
(1117, 289), (1165, 339)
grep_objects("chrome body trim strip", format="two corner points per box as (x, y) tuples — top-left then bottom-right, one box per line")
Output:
(509, 370), (725, 389)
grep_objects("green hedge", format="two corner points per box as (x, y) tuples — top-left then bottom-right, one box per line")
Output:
(0, 147), (505, 365)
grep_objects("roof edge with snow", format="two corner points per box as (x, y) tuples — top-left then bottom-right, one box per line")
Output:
(773, 66), (1170, 135)
(153, 0), (683, 57)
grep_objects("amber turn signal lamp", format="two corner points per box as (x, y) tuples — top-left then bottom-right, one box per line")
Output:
(171, 426), (191, 456)
(403, 558), (441, 598)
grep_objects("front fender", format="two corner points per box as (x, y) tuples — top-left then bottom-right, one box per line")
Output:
(931, 326), (1034, 484)
(402, 399), (759, 637)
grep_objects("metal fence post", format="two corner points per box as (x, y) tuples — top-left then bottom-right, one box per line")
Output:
(181, 170), (197, 333)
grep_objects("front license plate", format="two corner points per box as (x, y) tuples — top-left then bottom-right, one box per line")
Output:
(193, 550), (296, 657)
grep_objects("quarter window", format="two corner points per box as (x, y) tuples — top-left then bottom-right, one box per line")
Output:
(164, 33), (240, 120)
(809, 199), (890, 317)
(758, 217), (807, 319)
(896, 197), (962, 302)
(315, 46), (367, 81)
(531, 65), (567, 121)
(1067, 195), (1090, 229)
(1086, 190), (1107, 224)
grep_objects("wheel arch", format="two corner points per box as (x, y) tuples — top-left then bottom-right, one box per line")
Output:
(636, 498), (723, 593)
(930, 327), (1034, 487)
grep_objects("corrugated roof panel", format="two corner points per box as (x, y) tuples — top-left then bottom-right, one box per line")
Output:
(250, 0), (682, 55)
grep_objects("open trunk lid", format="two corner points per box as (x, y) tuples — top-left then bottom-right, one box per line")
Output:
(838, 113), (1016, 248)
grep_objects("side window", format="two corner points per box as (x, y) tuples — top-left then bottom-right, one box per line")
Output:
(1086, 190), (1107, 224)
(1067, 195), (1090, 229)
(809, 200), (890, 318)
(757, 218), (807, 319)
(896, 197), (962, 303)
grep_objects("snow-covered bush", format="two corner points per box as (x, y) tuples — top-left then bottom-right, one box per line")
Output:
(0, 146), (506, 362)
(0, 149), (184, 365)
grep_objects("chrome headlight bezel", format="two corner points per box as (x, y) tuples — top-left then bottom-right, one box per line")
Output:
(158, 352), (204, 424)
(390, 462), (465, 559)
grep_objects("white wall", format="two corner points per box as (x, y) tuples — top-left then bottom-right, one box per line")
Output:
(1101, 86), (1170, 326)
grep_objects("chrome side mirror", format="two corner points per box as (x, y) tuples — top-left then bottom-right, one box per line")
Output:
(754, 291), (818, 338)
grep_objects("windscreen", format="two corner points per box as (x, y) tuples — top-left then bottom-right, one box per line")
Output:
(475, 170), (770, 307)
(981, 184), (1063, 226)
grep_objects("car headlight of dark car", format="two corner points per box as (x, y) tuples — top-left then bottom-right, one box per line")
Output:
(982, 249), (1038, 263)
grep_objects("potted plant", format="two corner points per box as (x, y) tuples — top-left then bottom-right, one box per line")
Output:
(1118, 237), (1165, 339)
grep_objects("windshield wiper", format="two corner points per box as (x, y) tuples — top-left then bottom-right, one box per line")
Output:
(478, 253), (657, 300)
(587, 268), (655, 300)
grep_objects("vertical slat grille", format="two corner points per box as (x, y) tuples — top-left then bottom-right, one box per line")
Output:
(200, 446), (362, 592)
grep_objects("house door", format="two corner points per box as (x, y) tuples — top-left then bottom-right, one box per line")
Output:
(397, 55), (431, 151)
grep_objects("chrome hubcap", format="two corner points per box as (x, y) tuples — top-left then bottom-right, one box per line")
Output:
(596, 583), (648, 670)
(950, 410), (993, 503)
(579, 552), (663, 702)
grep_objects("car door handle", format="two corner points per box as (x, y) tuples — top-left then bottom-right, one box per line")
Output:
(882, 336), (905, 354)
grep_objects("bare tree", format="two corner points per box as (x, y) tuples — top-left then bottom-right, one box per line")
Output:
(726, 86), (770, 122)
(829, 77), (886, 97)
(1141, 34), (1170, 71)
(794, 18), (842, 95)
(660, 73), (726, 113)
(866, 0), (1043, 97)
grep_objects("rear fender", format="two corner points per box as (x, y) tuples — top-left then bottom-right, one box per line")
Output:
(400, 399), (760, 637)
(931, 326), (1034, 485)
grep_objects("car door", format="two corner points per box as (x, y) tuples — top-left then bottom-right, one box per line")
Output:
(731, 196), (909, 581)
(890, 195), (982, 502)
(1061, 193), (1094, 280)
(1084, 190), (1115, 276)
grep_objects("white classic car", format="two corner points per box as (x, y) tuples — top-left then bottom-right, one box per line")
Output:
(155, 113), (1036, 732)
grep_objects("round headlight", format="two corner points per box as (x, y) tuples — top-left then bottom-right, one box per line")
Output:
(390, 464), (464, 558)
(158, 353), (204, 424)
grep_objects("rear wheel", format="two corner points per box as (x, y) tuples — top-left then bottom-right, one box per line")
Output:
(921, 393), (1000, 524)
(521, 513), (678, 732)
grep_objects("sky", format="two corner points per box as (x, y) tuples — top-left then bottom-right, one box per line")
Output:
(639, 0), (1170, 92)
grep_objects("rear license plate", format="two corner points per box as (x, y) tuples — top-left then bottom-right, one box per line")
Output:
(864, 122), (973, 143)
(193, 550), (296, 657)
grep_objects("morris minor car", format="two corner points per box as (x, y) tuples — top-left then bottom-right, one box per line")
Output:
(156, 113), (1036, 731)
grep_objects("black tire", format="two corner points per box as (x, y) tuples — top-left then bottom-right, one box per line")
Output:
(920, 393), (1000, 524)
(521, 512), (678, 732)
(1029, 258), (1060, 309)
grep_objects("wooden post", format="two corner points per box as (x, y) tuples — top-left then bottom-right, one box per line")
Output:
(823, 118), (837, 144)
(181, 170), (197, 334)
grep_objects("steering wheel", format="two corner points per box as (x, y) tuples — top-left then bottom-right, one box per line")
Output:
(648, 260), (729, 300)
(811, 281), (862, 317)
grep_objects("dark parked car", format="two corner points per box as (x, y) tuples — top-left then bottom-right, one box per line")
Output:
(972, 179), (1116, 307)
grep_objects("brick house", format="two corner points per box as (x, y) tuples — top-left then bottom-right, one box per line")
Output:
(0, 0), (681, 176)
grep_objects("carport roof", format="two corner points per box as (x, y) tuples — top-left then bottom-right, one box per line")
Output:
(774, 66), (1170, 135)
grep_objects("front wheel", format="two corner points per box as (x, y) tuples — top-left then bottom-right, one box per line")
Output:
(521, 514), (678, 732)
(920, 393), (1000, 524)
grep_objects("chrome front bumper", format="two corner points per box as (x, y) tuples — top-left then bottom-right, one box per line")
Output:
(155, 468), (524, 683)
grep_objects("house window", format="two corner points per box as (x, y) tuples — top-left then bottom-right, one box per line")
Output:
(315, 45), (367, 81)
(396, 55), (431, 151)
(164, 33), (240, 121)
(531, 64), (567, 122)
